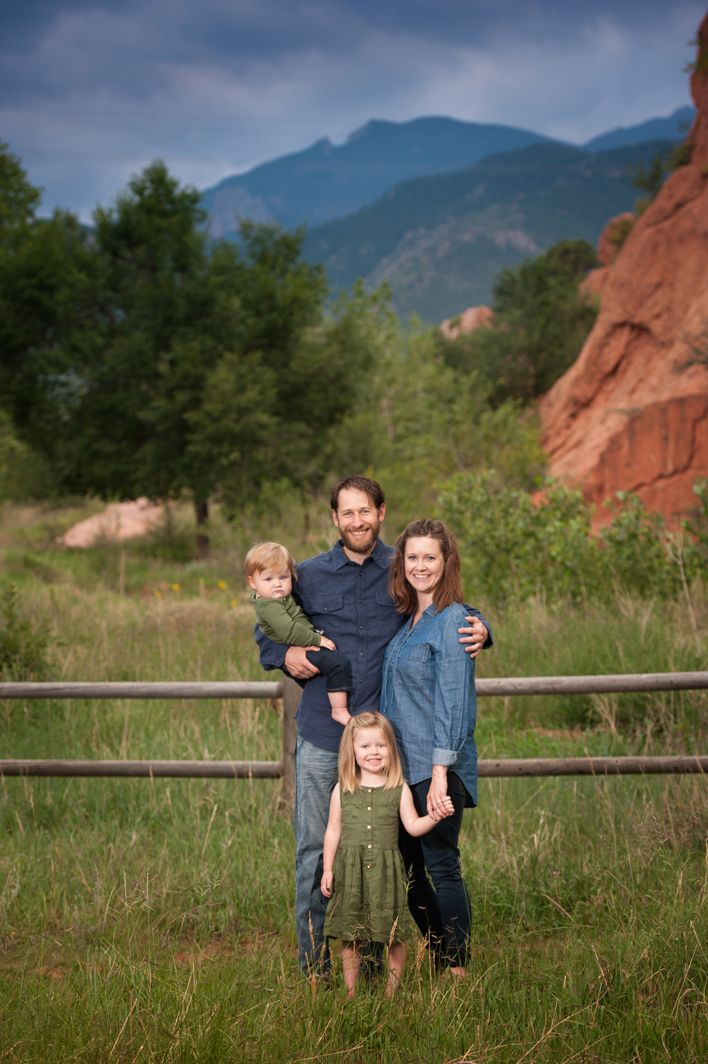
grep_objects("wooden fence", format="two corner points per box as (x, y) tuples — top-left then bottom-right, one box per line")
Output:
(1, 672), (707, 808)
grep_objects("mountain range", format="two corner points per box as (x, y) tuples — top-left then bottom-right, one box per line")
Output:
(199, 106), (694, 321)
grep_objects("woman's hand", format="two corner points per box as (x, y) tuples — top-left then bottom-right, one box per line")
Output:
(319, 635), (336, 651)
(427, 765), (449, 819)
(458, 616), (487, 658)
(321, 870), (333, 897)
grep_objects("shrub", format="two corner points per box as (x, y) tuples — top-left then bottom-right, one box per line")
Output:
(439, 472), (599, 604)
(439, 473), (705, 606)
(0, 583), (54, 680)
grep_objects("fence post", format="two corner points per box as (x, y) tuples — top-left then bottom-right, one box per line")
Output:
(279, 677), (301, 813)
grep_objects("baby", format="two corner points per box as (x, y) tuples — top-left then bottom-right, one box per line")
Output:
(245, 541), (352, 726)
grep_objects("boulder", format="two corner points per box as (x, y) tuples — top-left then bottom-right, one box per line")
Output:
(60, 498), (164, 548)
(440, 305), (494, 340)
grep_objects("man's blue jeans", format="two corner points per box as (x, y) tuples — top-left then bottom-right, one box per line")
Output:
(293, 735), (339, 975)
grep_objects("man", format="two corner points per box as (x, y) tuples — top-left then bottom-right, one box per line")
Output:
(256, 475), (492, 976)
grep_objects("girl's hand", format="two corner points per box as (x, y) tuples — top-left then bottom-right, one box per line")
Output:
(319, 635), (336, 651)
(321, 871), (333, 897)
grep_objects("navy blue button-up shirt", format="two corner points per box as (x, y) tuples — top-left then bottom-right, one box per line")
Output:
(256, 538), (403, 752)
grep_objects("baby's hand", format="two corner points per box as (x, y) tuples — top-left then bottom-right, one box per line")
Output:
(321, 871), (333, 897)
(319, 635), (336, 651)
(432, 796), (455, 821)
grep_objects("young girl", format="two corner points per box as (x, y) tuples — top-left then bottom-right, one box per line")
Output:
(321, 712), (454, 997)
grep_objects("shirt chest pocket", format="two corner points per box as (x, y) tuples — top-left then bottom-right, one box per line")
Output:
(308, 594), (345, 624)
(400, 643), (433, 679)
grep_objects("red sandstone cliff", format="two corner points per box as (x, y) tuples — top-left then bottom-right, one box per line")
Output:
(540, 16), (708, 526)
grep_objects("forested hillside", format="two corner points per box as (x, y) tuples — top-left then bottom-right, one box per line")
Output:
(200, 116), (554, 237)
(303, 139), (679, 320)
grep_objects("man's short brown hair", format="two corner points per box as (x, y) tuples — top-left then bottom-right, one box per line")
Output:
(329, 475), (385, 512)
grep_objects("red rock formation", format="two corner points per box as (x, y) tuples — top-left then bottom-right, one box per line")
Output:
(440, 305), (494, 340)
(540, 15), (708, 527)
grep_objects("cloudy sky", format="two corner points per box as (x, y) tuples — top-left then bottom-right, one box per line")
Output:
(1, 0), (702, 221)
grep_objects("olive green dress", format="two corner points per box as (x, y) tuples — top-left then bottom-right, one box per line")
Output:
(324, 784), (411, 944)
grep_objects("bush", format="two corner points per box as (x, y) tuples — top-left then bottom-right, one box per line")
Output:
(439, 473), (706, 606)
(0, 582), (54, 680)
(440, 472), (599, 603)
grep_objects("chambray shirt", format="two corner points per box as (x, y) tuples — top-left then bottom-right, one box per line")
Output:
(256, 538), (403, 752)
(380, 602), (478, 806)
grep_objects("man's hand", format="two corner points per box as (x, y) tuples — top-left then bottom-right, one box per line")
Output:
(284, 645), (320, 679)
(458, 615), (488, 658)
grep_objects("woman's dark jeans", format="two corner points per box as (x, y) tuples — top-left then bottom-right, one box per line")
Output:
(398, 771), (471, 969)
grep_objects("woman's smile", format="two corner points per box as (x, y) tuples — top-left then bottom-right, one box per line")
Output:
(404, 536), (445, 599)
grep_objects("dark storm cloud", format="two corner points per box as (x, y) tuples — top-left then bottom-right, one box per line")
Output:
(1, 0), (702, 219)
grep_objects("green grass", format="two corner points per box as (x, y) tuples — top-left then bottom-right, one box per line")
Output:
(0, 501), (706, 1061)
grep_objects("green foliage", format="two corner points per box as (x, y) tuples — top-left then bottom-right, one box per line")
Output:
(440, 471), (597, 603)
(0, 583), (53, 680)
(607, 213), (635, 249)
(598, 493), (682, 598)
(438, 239), (598, 404)
(0, 410), (52, 501)
(630, 141), (690, 212)
(325, 309), (546, 522)
(440, 472), (705, 606)
(0, 142), (41, 246)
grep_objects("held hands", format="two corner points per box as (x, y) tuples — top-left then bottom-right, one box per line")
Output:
(429, 796), (455, 821)
(321, 870), (334, 897)
(458, 615), (487, 658)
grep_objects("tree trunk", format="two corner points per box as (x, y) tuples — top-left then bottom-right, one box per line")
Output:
(194, 497), (210, 559)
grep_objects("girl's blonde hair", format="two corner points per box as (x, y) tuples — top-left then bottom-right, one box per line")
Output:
(338, 711), (404, 793)
(244, 541), (296, 580)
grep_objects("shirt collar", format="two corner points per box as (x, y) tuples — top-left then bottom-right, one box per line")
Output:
(331, 537), (391, 570)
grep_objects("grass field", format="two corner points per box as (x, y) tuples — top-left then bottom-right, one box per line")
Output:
(0, 502), (706, 1062)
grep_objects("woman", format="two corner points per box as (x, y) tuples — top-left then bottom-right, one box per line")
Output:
(380, 518), (482, 978)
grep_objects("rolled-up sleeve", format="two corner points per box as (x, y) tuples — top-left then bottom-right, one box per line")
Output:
(432, 606), (476, 766)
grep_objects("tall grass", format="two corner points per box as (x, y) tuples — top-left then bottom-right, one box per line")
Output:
(0, 502), (706, 1061)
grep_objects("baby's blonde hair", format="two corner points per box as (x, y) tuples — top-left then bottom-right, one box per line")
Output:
(338, 711), (404, 793)
(244, 541), (296, 581)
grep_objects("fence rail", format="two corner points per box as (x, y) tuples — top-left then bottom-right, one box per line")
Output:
(2, 673), (706, 804)
(2, 672), (706, 701)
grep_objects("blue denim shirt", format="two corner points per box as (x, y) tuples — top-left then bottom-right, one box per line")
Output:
(256, 538), (403, 752)
(380, 602), (478, 806)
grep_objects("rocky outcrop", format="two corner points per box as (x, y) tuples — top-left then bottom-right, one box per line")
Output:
(540, 15), (708, 526)
(60, 498), (164, 548)
(440, 305), (494, 340)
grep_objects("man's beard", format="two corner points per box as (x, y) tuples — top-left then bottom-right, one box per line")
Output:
(339, 521), (379, 555)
